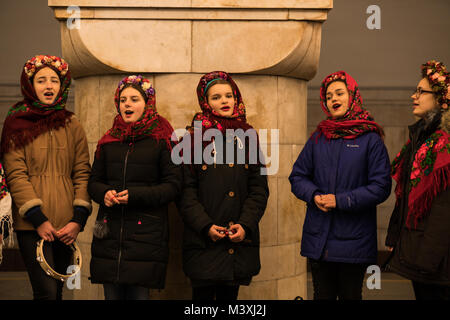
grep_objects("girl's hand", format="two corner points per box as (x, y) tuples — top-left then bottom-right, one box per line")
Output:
(57, 222), (81, 245)
(228, 224), (246, 243)
(314, 195), (329, 212)
(115, 190), (129, 205)
(104, 190), (119, 207)
(208, 225), (227, 242)
(321, 194), (336, 209)
(36, 221), (59, 242)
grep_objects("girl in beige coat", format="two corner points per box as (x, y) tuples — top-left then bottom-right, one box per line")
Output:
(0, 55), (91, 300)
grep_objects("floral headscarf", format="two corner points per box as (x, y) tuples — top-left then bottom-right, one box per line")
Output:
(95, 75), (174, 158)
(314, 71), (384, 140)
(181, 71), (264, 167)
(421, 60), (449, 110)
(1, 55), (73, 156)
(191, 71), (248, 133)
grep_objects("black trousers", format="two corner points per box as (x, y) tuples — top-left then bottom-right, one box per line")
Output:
(17, 231), (73, 300)
(309, 259), (368, 300)
(412, 281), (450, 300)
(192, 285), (240, 300)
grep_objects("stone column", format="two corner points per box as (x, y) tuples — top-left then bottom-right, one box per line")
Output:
(49, 0), (332, 300)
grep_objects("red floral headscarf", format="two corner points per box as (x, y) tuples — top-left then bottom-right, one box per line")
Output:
(314, 71), (384, 140)
(421, 60), (449, 110)
(1, 55), (73, 156)
(95, 75), (174, 158)
(190, 71), (250, 133)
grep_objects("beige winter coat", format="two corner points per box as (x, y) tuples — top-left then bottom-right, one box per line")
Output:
(3, 116), (91, 231)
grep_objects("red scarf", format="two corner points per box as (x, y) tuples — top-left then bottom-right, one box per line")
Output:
(1, 56), (73, 156)
(95, 75), (174, 158)
(183, 71), (261, 166)
(314, 71), (384, 140)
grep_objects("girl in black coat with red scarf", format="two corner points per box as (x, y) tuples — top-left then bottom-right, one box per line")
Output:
(88, 75), (181, 300)
(178, 71), (269, 300)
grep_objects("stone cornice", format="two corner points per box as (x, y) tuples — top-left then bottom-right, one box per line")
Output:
(49, 1), (332, 80)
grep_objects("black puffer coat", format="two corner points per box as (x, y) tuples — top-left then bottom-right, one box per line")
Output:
(179, 135), (269, 284)
(88, 138), (181, 289)
(385, 113), (450, 285)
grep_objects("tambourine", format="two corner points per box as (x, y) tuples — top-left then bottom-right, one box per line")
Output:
(35, 239), (82, 282)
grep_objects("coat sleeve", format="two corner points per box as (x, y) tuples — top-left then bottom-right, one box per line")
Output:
(237, 164), (269, 236)
(3, 145), (43, 218)
(289, 137), (321, 204)
(385, 203), (401, 247)
(88, 145), (114, 206)
(414, 188), (450, 273)
(335, 134), (392, 212)
(69, 118), (92, 222)
(178, 165), (214, 235)
(127, 142), (182, 208)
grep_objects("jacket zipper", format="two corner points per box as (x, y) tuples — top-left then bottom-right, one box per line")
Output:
(116, 145), (130, 282)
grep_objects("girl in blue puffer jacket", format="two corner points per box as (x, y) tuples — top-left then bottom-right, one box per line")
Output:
(289, 71), (391, 300)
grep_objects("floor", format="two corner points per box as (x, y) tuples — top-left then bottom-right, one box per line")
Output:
(0, 271), (415, 300)
(306, 271), (415, 300)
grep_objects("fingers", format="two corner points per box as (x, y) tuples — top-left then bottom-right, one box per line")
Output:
(105, 190), (129, 206)
(116, 190), (128, 197)
(209, 225), (227, 242)
(314, 194), (335, 212)
(228, 224), (245, 242)
(115, 190), (129, 204)
(105, 190), (120, 207)
(56, 223), (80, 245)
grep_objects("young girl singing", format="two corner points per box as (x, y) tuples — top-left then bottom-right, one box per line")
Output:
(179, 71), (269, 300)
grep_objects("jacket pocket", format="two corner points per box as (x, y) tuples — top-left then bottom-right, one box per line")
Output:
(131, 214), (163, 245)
(332, 211), (365, 240)
(303, 207), (324, 236)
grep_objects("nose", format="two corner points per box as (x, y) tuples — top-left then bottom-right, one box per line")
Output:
(46, 80), (54, 89)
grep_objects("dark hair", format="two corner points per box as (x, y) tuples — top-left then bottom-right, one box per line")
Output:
(120, 83), (148, 102)
(325, 79), (347, 93)
(205, 79), (233, 97)
(30, 65), (63, 85)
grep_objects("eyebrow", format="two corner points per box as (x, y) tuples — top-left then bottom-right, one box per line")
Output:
(120, 95), (140, 99)
(36, 76), (59, 80)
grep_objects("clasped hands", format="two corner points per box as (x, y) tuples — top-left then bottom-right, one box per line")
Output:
(314, 194), (336, 212)
(208, 224), (246, 243)
(104, 189), (129, 207)
(36, 221), (80, 245)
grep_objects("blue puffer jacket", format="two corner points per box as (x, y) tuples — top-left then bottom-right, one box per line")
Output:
(289, 131), (391, 264)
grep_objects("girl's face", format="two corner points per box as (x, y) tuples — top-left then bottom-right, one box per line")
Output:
(411, 78), (439, 119)
(119, 87), (146, 123)
(207, 83), (236, 117)
(33, 67), (61, 104)
(326, 81), (350, 119)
